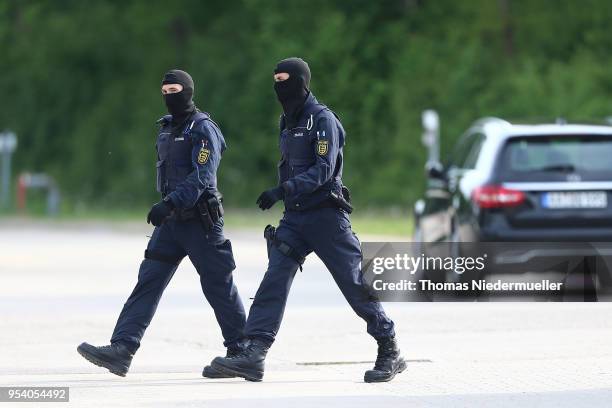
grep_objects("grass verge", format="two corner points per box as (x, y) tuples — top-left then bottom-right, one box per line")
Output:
(1, 207), (413, 238)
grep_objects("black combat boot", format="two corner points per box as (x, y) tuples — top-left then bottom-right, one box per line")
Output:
(202, 345), (244, 379)
(364, 337), (406, 383)
(210, 338), (269, 382)
(77, 342), (134, 377)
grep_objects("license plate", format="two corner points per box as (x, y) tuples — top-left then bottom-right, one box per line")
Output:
(541, 191), (608, 209)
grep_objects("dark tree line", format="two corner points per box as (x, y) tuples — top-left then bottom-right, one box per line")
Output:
(2, 0), (611, 210)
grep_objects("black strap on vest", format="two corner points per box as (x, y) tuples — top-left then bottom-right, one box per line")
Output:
(144, 249), (182, 265)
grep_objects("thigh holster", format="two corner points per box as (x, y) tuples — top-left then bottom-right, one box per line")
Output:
(264, 224), (305, 270)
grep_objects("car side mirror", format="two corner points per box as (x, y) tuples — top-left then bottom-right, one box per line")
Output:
(425, 161), (445, 180)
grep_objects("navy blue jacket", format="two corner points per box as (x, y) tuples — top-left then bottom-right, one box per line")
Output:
(278, 93), (346, 210)
(155, 111), (226, 209)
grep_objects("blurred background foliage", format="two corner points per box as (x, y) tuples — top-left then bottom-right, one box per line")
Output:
(2, 0), (612, 212)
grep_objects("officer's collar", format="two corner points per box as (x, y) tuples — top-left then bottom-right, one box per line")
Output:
(156, 114), (172, 125)
(157, 109), (208, 127)
(282, 92), (319, 124)
(191, 109), (209, 121)
(301, 92), (319, 114)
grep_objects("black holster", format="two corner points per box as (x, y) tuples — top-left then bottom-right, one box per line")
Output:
(197, 191), (224, 231)
(329, 185), (353, 214)
(264, 224), (305, 270)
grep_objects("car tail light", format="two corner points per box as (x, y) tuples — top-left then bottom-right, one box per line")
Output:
(472, 185), (525, 208)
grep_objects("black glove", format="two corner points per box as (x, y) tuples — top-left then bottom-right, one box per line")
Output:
(256, 186), (285, 210)
(147, 199), (174, 226)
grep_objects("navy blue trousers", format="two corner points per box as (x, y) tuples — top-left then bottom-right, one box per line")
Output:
(111, 218), (246, 352)
(245, 207), (395, 344)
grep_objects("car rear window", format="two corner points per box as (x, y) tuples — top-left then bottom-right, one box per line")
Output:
(497, 135), (612, 182)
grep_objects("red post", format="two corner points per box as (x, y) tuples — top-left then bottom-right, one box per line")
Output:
(16, 173), (27, 213)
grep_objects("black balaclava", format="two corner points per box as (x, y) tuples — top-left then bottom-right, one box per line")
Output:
(274, 57), (311, 127)
(161, 69), (196, 125)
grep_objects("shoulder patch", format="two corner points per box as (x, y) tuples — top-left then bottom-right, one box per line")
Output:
(316, 140), (328, 156)
(197, 146), (210, 164)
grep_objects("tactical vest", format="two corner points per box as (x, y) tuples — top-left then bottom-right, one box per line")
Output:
(278, 101), (345, 210)
(155, 111), (216, 196)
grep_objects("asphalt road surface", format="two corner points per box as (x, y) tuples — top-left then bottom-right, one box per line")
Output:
(1, 220), (611, 407)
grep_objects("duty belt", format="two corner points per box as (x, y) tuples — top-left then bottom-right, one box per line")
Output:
(173, 208), (198, 221)
(286, 191), (353, 214)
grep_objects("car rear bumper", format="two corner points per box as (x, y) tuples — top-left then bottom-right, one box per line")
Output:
(479, 226), (612, 242)
(475, 224), (612, 276)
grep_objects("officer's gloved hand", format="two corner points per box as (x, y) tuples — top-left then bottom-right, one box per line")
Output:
(147, 199), (174, 226)
(256, 186), (285, 210)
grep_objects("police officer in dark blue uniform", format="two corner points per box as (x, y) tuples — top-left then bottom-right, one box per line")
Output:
(77, 69), (246, 378)
(209, 58), (405, 383)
